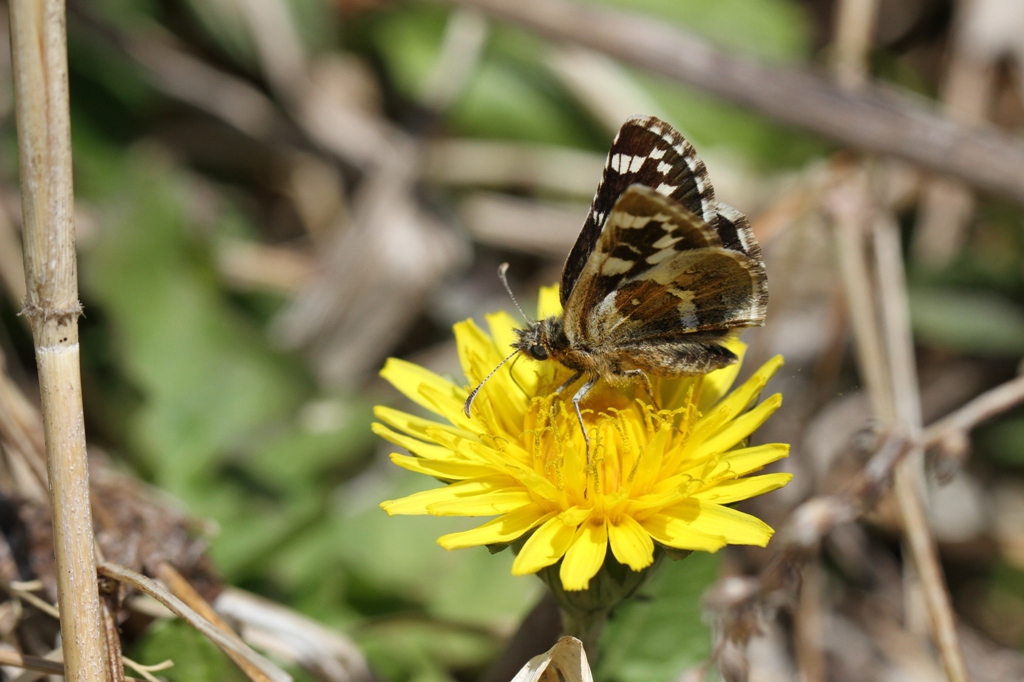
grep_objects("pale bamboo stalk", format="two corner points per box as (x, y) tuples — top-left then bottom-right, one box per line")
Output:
(831, 0), (879, 88)
(829, 177), (969, 681)
(155, 562), (275, 682)
(9, 0), (108, 679)
(0, 650), (146, 681)
(922, 375), (1024, 450)
(873, 219), (970, 682)
(98, 563), (293, 682)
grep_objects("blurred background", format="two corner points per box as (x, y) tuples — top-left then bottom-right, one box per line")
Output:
(2, 0), (1024, 680)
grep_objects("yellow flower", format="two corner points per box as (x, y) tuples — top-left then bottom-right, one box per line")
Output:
(377, 286), (791, 591)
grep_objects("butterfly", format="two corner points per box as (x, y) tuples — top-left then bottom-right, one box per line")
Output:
(465, 115), (768, 443)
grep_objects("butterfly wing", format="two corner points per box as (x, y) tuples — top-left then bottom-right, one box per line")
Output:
(561, 115), (762, 306)
(562, 185), (767, 347)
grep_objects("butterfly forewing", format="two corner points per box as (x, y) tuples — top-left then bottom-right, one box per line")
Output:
(561, 115), (760, 304)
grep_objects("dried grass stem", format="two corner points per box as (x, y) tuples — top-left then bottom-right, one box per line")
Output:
(9, 0), (107, 678)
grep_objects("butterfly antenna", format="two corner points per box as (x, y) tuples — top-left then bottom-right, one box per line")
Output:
(464, 350), (519, 417)
(507, 355), (529, 397)
(498, 263), (532, 323)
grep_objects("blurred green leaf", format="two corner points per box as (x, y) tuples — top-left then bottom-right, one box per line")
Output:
(974, 415), (1024, 467)
(371, 8), (599, 146)
(182, 0), (259, 69)
(597, 552), (718, 682)
(594, 0), (811, 62)
(333, 468), (542, 626)
(909, 287), (1024, 356)
(638, 74), (828, 168)
(132, 620), (249, 682)
(84, 149), (308, 497)
(359, 620), (499, 682)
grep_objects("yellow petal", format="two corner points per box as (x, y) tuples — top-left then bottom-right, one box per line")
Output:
(380, 475), (518, 516)
(427, 488), (534, 515)
(608, 515), (655, 571)
(697, 338), (747, 412)
(560, 519), (608, 591)
(374, 406), (467, 442)
(426, 432), (565, 504)
(688, 501), (775, 546)
(389, 453), (494, 480)
(641, 511), (727, 552)
(372, 423), (455, 461)
(716, 443), (791, 477)
(439, 505), (555, 549)
(693, 473), (793, 504)
(689, 393), (783, 460)
(417, 382), (479, 430)
(486, 310), (521, 353)
(625, 426), (669, 497)
(380, 358), (464, 414)
(691, 355), (783, 443)
(537, 285), (562, 318)
(455, 319), (506, 381)
(513, 515), (578, 574)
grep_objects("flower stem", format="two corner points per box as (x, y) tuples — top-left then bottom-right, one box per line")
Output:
(558, 607), (610, 662)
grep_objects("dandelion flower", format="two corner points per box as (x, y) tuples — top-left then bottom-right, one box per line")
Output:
(377, 286), (791, 592)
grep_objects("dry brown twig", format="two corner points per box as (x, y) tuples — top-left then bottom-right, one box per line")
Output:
(826, 172), (969, 681)
(872, 211), (969, 682)
(9, 0), (108, 678)
(704, 431), (911, 677)
(444, 0), (1024, 206)
(922, 374), (1024, 472)
(0, 649), (150, 681)
(154, 562), (276, 682)
(97, 562), (292, 682)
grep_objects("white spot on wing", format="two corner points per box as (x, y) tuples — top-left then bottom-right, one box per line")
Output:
(679, 312), (699, 329)
(649, 147), (666, 160)
(657, 161), (673, 175)
(652, 234), (679, 249)
(609, 213), (653, 230)
(600, 257), (634, 275)
(655, 182), (678, 195)
(629, 155), (645, 173)
(646, 249), (675, 265)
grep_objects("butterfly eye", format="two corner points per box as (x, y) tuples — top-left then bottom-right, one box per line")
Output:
(529, 345), (548, 361)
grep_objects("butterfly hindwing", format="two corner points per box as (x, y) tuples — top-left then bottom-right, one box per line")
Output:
(563, 185), (718, 338)
(563, 185), (767, 347)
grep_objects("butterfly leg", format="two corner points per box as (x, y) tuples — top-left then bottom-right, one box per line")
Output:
(571, 375), (598, 458)
(621, 369), (659, 410)
(554, 371), (584, 396)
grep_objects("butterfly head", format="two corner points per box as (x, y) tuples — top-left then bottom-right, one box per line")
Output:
(512, 317), (570, 364)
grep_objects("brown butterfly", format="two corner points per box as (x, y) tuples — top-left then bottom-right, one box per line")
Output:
(465, 116), (767, 442)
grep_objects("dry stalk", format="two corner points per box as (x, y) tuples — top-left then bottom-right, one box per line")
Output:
(445, 0), (1024, 205)
(155, 562), (275, 682)
(8, 0), (107, 678)
(923, 374), (1024, 452)
(873, 219), (970, 681)
(826, 175), (970, 681)
(97, 563), (292, 682)
(830, 0), (879, 88)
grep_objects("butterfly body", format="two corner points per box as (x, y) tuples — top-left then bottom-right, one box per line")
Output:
(513, 314), (737, 388)
(512, 116), (768, 430)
